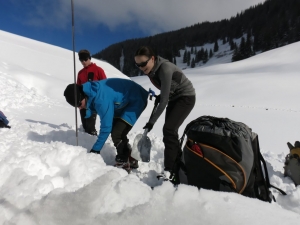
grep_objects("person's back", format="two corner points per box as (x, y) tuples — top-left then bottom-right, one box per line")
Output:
(82, 78), (148, 126)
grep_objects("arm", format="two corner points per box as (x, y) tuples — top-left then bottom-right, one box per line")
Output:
(92, 101), (114, 151)
(76, 71), (82, 85)
(96, 66), (107, 80)
(148, 64), (173, 125)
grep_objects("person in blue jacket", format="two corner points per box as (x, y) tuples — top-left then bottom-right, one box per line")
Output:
(64, 78), (149, 172)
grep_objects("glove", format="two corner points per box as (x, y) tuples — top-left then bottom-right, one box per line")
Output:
(143, 122), (153, 132)
(90, 149), (100, 154)
(154, 95), (160, 105)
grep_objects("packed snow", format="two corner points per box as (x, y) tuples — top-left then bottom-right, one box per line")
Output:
(0, 30), (300, 225)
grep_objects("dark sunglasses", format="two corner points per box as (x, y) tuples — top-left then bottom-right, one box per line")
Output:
(79, 57), (89, 62)
(135, 58), (151, 68)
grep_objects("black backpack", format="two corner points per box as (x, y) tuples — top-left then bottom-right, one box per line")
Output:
(179, 116), (286, 202)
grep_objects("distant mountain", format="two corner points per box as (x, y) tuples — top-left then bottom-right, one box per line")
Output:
(93, 0), (300, 77)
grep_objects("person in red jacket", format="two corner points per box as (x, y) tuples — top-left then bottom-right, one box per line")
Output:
(77, 49), (107, 135)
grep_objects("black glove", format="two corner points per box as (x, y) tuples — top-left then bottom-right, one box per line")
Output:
(154, 95), (160, 105)
(90, 149), (100, 154)
(143, 122), (153, 132)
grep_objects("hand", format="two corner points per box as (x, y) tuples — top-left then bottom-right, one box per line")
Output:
(90, 149), (100, 154)
(143, 122), (153, 132)
(154, 95), (160, 105)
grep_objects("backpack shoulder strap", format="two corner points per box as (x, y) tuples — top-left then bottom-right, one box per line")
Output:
(253, 136), (286, 202)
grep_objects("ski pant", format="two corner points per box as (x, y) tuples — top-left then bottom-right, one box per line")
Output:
(111, 118), (133, 162)
(163, 95), (195, 171)
(79, 109), (97, 134)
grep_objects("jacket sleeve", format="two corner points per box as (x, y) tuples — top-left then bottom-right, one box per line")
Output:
(92, 101), (114, 151)
(149, 64), (172, 125)
(77, 71), (82, 85)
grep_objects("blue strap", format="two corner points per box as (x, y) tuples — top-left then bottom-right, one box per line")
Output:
(148, 88), (156, 100)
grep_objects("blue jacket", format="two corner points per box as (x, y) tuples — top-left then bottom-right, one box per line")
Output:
(82, 78), (148, 151)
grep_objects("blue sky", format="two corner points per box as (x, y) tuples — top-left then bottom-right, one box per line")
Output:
(0, 0), (265, 55)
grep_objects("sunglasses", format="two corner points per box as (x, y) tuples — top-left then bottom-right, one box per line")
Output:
(79, 57), (89, 62)
(135, 58), (151, 68)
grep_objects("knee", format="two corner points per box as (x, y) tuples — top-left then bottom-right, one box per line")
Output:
(163, 125), (177, 137)
(111, 132), (120, 145)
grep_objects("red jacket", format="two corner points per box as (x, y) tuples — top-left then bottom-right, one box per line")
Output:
(77, 63), (107, 85)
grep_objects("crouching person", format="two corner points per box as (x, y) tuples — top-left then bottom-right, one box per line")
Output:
(63, 78), (148, 173)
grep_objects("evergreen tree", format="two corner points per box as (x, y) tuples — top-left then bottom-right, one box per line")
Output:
(214, 40), (219, 52)
(173, 57), (177, 65)
(195, 51), (199, 63)
(162, 48), (173, 62)
(203, 49), (208, 63)
(187, 51), (191, 66)
(231, 36), (255, 62)
(239, 37), (246, 59)
(191, 58), (195, 68)
(231, 46), (241, 62)
(222, 37), (227, 44)
(209, 49), (213, 58)
(196, 48), (204, 63)
(177, 50), (181, 57)
(245, 34), (254, 57)
(230, 39), (235, 50)
(183, 50), (187, 63)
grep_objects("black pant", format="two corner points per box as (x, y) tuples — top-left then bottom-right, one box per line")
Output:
(163, 95), (195, 171)
(79, 109), (97, 134)
(111, 119), (133, 161)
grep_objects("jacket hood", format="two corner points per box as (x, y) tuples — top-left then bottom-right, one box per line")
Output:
(82, 82), (98, 118)
(148, 56), (169, 78)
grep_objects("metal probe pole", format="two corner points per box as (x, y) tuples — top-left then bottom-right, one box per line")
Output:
(71, 0), (79, 145)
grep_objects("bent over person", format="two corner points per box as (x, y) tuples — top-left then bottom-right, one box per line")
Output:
(64, 78), (148, 173)
(77, 49), (107, 136)
(135, 46), (196, 184)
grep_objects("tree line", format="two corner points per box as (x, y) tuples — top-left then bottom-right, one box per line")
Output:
(93, 0), (300, 77)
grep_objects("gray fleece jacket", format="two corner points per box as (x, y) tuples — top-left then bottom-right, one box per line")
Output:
(147, 56), (195, 125)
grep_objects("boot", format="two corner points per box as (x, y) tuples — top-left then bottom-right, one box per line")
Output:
(127, 143), (139, 169)
(87, 130), (97, 136)
(115, 155), (131, 173)
(129, 156), (139, 169)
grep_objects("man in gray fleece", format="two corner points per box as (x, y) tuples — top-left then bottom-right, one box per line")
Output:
(135, 46), (196, 185)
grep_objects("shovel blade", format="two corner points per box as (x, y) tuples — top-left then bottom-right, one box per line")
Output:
(131, 132), (151, 162)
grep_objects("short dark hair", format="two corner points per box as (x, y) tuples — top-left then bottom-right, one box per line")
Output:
(78, 49), (90, 55)
(135, 46), (156, 59)
(78, 49), (91, 60)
